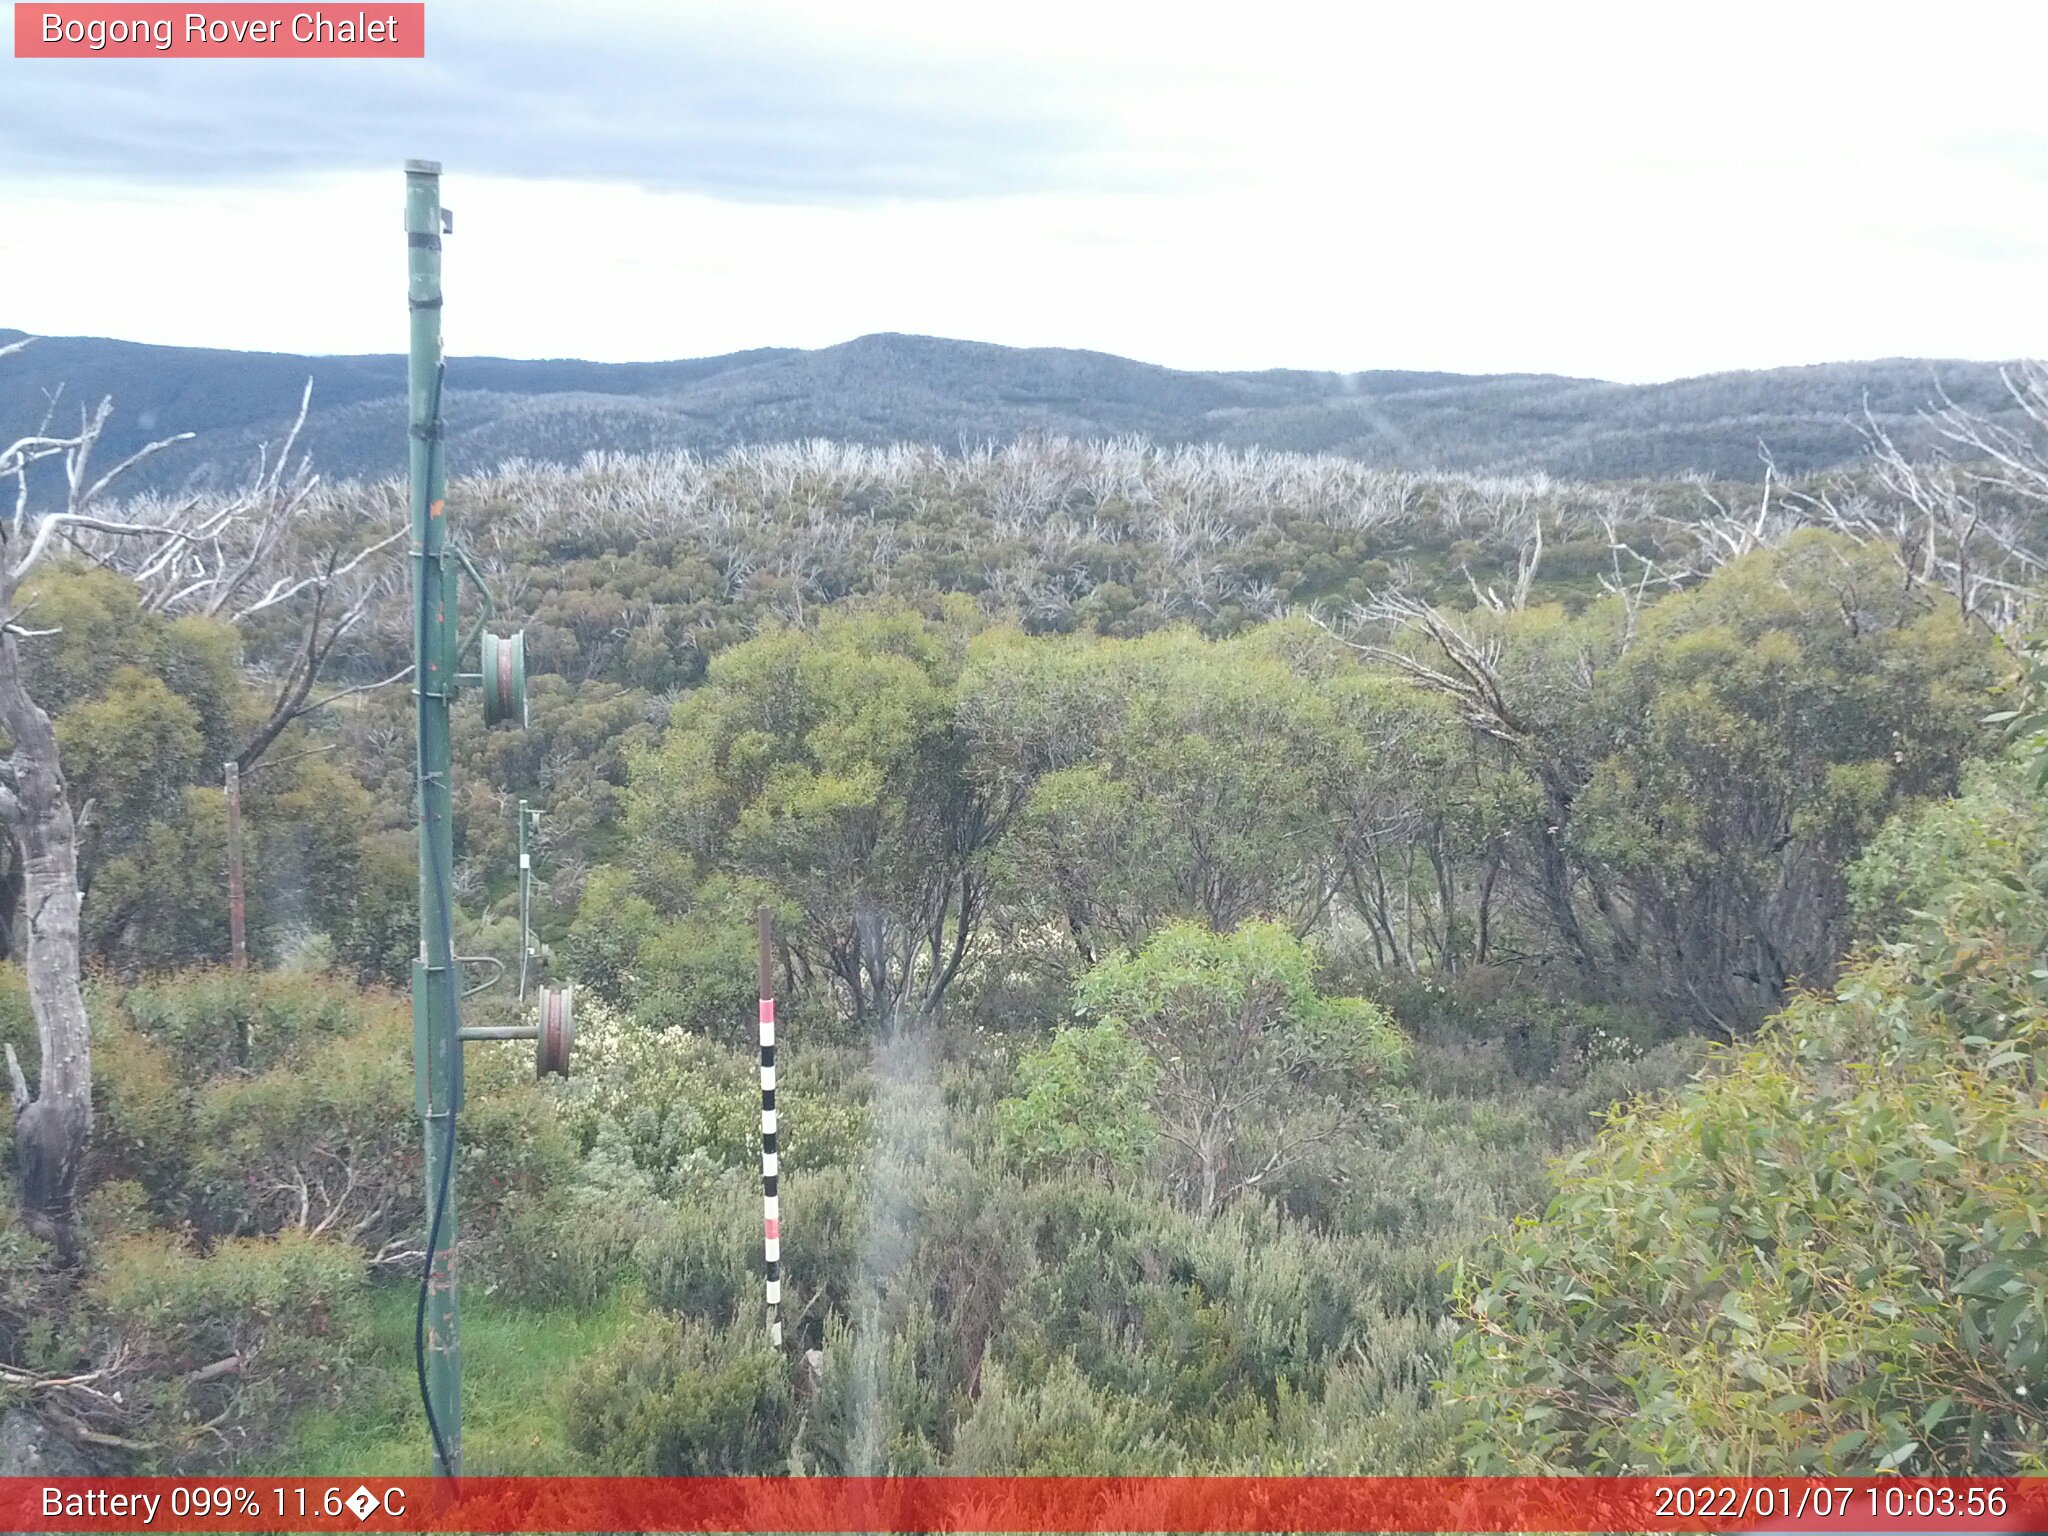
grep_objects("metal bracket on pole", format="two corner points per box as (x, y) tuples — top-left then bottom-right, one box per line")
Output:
(455, 986), (572, 1076)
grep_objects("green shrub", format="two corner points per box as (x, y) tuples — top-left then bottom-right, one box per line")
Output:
(88, 1229), (367, 1468)
(1001, 1180), (1381, 1428)
(952, 1356), (1178, 1474)
(119, 969), (388, 1082)
(1373, 970), (1667, 1084)
(566, 1311), (792, 1474)
(91, 1228), (366, 1365)
(795, 1307), (946, 1474)
(1448, 751), (2048, 1474)
(774, 1163), (868, 1333)
(1074, 921), (1406, 1214)
(325, 836), (418, 988)
(1847, 756), (2042, 941)
(996, 1022), (1157, 1178)
(191, 1000), (572, 1254)
(475, 1186), (655, 1312)
(189, 1011), (414, 1247)
(459, 1049), (583, 1232)
(630, 878), (759, 1035)
(565, 866), (657, 1006)
(1271, 1343), (1461, 1473)
(0, 1197), (60, 1370)
(89, 1009), (192, 1210)
(556, 996), (869, 1194)
(638, 1178), (754, 1325)
(81, 1179), (152, 1244)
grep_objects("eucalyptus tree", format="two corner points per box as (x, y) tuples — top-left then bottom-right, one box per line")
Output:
(628, 601), (1022, 1032)
(1070, 920), (1406, 1217)
(964, 628), (1347, 965)
(1337, 532), (1996, 1029)
(1574, 532), (1994, 1028)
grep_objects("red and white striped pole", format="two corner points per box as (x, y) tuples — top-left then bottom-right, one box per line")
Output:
(757, 905), (782, 1348)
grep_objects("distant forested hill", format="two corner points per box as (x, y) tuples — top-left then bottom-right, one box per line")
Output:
(0, 327), (2022, 489)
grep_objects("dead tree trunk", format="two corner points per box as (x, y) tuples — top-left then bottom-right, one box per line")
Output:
(0, 621), (92, 1261)
(0, 355), (201, 1254)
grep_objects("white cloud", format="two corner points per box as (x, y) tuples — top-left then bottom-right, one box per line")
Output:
(4, 0), (2046, 379)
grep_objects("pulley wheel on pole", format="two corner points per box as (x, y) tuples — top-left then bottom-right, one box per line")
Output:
(536, 985), (574, 1078)
(482, 630), (528, 728)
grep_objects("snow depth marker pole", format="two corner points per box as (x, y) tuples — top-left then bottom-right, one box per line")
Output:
(758, 904), (783, 1347)
(224, 759), (246, 967)
(517, 800), (540, 1000)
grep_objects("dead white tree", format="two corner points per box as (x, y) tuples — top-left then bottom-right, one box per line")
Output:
(1596, 511), (1690, 650)
(62, 381), (411, 768)
(1634, 380), (2048, 638)
(1808, 370), (2048, 635)
(1464, 515), (1545, 614)
(0, 345), (404, 1253)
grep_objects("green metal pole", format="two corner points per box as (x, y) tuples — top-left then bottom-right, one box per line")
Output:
(406, 157), (462, 1479)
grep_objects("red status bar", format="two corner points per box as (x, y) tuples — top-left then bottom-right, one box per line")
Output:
(4, 1475), (2045, 1533)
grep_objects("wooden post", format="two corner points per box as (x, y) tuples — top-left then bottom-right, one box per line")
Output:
(224, 760), (246, 968)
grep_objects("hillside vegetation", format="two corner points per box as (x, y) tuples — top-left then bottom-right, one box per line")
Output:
(2, 369), (2046, 1476)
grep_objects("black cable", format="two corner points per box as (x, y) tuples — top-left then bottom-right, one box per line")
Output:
(413, 354), (460, 1480)
(416, 1091), (458, 1476)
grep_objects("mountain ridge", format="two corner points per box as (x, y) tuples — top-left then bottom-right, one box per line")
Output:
(0, 327), (2021, 489)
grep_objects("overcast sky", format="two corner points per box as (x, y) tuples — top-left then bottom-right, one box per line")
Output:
(4, 1), (2046, 381)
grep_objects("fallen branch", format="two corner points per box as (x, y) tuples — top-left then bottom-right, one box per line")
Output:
(184, 1355), (242, 1386)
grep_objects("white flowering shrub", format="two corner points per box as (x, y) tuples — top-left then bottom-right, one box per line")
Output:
(550, 995), (870, 1199)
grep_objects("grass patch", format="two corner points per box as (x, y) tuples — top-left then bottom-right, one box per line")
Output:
(272, 1278), (639, 1475)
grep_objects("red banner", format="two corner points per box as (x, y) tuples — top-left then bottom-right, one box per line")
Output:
(12, 4), (424, 57)
(2, 1476), (2044, 1532)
